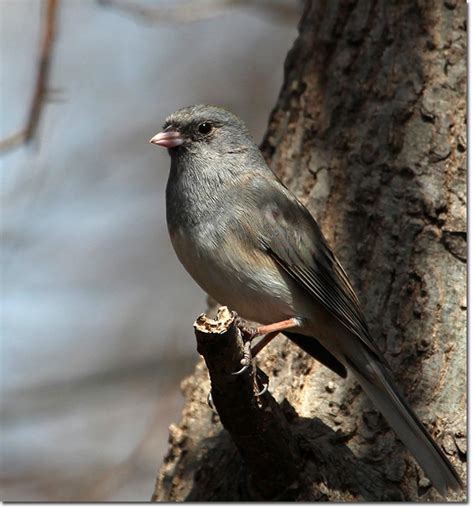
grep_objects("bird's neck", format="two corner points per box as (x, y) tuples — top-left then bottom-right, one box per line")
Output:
(166, 154), (235, 231)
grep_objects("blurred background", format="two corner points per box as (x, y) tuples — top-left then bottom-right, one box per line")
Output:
(0, 0), (298, 501)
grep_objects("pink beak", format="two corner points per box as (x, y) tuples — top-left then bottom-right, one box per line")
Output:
(149, 130), (184, 148)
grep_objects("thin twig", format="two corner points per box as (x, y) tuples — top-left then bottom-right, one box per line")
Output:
(0, 0), (59, 153)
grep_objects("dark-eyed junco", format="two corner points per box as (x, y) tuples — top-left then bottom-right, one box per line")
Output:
(150, 104), (461, 496)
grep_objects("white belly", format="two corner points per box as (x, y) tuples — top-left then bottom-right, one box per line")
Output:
(170, 224), (297, 325)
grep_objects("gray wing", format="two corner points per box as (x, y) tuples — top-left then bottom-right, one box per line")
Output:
(256, 178), (385, 363)
(252, 179), (463, 494)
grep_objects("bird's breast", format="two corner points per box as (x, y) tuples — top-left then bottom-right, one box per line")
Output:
(169, 221), (298, 325)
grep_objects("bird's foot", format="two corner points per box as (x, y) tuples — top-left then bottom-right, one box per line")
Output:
(254, 369), (269, 397)
(255, 381), (268, 396)
(235, 317), (258, 341)
(231, 340), (252, 375)
(231, 341), (269, 398)
(207, 391), (217, 412)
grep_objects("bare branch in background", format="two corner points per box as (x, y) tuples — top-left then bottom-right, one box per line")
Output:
(98, 0), (300, 26)
(0, 0), (59, 153)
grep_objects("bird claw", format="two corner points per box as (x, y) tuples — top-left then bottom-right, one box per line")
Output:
(209, 341), (269, 408)
(255, 382), (268, 397)
(231, 340), (252, 375)
(235, 317), (258, 341)
(207, 391), (217, 412)
(231, 363), (250, 375)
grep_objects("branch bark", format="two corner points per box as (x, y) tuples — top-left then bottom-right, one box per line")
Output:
(192, 306), (301, 500)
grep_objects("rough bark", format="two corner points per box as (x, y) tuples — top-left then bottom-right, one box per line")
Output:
(152, 0), (466, 502)
(193, 307), (301, 500)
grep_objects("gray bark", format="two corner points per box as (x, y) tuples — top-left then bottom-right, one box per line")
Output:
(152, 0), (466, 501)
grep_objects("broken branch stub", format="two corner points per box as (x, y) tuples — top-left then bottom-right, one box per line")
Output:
(194, 306), (301, 500)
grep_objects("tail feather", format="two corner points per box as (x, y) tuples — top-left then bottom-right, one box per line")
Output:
(345, 352), (462, 496)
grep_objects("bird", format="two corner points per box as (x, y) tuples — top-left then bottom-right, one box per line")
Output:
(149, 104), (462, 496)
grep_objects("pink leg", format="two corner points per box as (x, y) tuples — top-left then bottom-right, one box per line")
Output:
(232, 317), (301, 377)
(251, 317), (301, 356)
(251, 331), (279, 357)
(256, 317), (301, 336)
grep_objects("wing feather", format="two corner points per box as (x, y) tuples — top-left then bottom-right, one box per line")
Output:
(257, 178), (384, 362)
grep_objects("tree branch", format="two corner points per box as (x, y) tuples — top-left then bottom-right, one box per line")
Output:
(194, 306), (301, 500)
(0, 0), (59, 153)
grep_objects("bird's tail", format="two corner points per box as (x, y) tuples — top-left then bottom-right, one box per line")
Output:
(345, 349), (462, 496)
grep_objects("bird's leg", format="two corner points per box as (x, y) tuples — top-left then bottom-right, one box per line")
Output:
(236, 317), (301, 342)
(231, 340), (252, 375)
(235, 317), (258, 342)
(231, 333), (278, 376)
(251, 331), (279, 357)
(232, 317), (301, 376)
(250, 319), (301, 362)
(255, 317), (301, 336)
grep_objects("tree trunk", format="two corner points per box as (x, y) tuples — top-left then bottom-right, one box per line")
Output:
(152, 0), (466, 502)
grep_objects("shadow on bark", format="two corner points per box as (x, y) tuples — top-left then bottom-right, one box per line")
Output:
(184, 400), (400, 502)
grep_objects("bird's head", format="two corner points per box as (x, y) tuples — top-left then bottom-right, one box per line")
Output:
(149, 105), (257, 159)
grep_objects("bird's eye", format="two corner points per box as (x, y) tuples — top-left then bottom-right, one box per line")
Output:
(197, 122), (212, 134)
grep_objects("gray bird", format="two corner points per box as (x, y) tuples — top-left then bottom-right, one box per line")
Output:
(150, 104), (462, 496)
